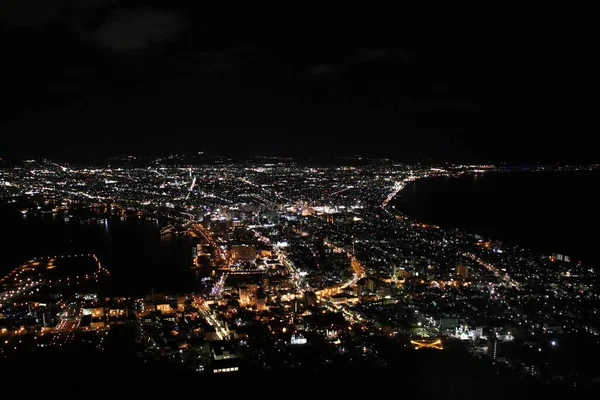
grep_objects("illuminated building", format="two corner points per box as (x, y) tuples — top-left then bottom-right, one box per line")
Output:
(256, 296), (267, 311)
(439, 315), (459, 329)
(238, 286), (252, 306)
(82, 307), (104, 317)
(142, 302), (156, 313)
(366, 279), (376, 293)
(260, 249), (272, 257)
(213, 365), (239, 374)
(290, 333), (308, 345)
(197, 243), (210, 257)
(211, 342), (240, 373)
(330, 293), (347, 304)
(212, 342), (237, 360)
(107, 308), (125, 317)
(291, 299), (300, 312)
(456, 264), (469, 279)
(230, 245), (257, 262)
(550, 253), (571, 262)
(156, 304), (171, 313)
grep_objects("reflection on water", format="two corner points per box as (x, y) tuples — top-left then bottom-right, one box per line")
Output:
(2, 209), (202, 297)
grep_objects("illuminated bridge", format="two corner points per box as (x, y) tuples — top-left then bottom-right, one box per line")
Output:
(410, 338), (443, 350)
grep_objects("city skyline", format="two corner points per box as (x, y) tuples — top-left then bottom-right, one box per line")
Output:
(2, 2), (597, 396)
(6, 150), (600, 168)
(1, 157), (598, 395)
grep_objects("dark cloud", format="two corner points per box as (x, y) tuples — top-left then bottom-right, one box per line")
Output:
(1, 1), (186, 53)
(0, 0), (109, 27)
(87, 8), (187, 52)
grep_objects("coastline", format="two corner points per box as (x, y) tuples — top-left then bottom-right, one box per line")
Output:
(0, 209), (196, 296)
(387, 169), (599, 267)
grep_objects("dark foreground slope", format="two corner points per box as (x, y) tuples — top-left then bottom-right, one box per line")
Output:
(2, 349), (590, 399)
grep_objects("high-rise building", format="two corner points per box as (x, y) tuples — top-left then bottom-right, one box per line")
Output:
(456, 264), (469, 279)
(256, 296), (267, 311)
(292, 299), (300, 313)
(262, 276), (270, 290)
(239, 286), (251, 306)
(366, 279), (376, 293)
(550, 253), (571, 263)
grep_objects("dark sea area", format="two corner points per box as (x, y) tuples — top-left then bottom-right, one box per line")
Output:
(393, 170), (600, 268)
(0, 208), (198, 297)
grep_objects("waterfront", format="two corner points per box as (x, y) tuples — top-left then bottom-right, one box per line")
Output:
(2, 161), (599, 390)
(0, 207), (197, 297)
(393, 170), (600, 268)
(3, 169), (597, 298)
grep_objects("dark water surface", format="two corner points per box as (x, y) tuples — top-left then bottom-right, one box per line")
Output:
(393, 170), (600, 267)
(0, 209), (197, 297)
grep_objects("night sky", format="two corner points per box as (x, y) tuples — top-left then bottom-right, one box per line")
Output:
(0, 1), (585, 163)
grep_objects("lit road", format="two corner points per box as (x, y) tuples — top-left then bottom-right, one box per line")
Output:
(464, 252), (521, 289)
(0, 254), (110, 302)
(344, 256), (366, 288)
(277, 252), (306, 292)
(1, 280), (45, 302)
(322, 300), (367, 329)
(252, 225), (363, 302)
(252, 228), (306, 292)
(193, 299), (230, 340)
(323, 242), (366, 289)
(190, 223), (229, 265)
(50, 318), (80, 347)
(237, 176), (288, 203)
(56, 319), (79, 333)
(211, 272), (228, 297)
(381, 176), (417, 208)
(0, 263), (46, 301)
(184, 175), (196, 203)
